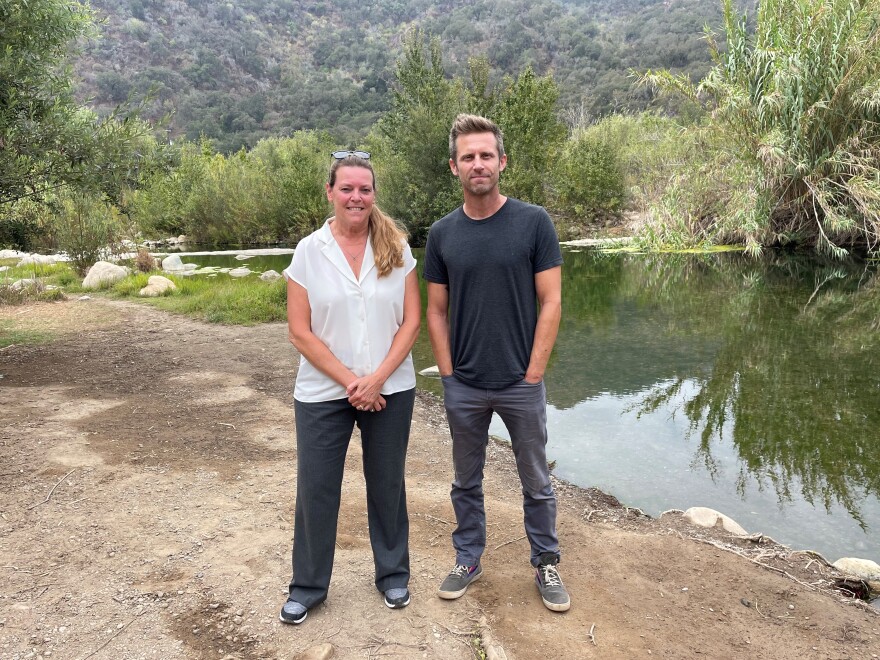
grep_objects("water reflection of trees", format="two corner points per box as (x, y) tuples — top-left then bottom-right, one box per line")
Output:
(629, 252), (880, 526)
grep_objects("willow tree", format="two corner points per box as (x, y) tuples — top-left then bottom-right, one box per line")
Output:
(640, 0), (880, 256)
(1, 0), (159, 254)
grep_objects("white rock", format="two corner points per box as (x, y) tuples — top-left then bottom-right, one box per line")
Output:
(419, 365), (441, 377)
(682, 507), (748, 536)
(832, 557), (880, 581)
(235, 254), (251, 261)
(17, 254), (57, 266)
(162, 255), (185, 271)
(259, 270), (281, 281)
(10, 278), (38, 291)
(82, 261), (129, 290)
(0, 266), (8, 272)
(0, 249), (27, 259)
(139, 276), (177, 297)
(228, 267), (251, 278)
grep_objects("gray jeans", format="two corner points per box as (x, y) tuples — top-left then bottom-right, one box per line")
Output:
(441, 375), (559, 567)
(288, 388), (415, 607)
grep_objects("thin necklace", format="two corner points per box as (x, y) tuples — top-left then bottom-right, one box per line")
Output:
(331, 220), (367, 262)
(339, 241), (365, 261)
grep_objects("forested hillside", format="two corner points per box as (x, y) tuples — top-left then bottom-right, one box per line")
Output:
(74, 0), (731, 151)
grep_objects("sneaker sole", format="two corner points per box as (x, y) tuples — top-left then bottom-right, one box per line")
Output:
(541, 596), (570, 612)
(384, 594), (411, 609)
(279, 611), (308, 624)
(438, 570), (482, 600)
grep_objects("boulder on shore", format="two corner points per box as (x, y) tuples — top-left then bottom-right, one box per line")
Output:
(162, 255), (185, 271)
(682, 507), (748, 536)
(832, 557), (880, 590)
(139, 275), (177, 297)
(10, 278), (39, 291)
(82, 261), (128, 290)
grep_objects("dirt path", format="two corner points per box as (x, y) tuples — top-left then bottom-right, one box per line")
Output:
(1, 298), (878, 659)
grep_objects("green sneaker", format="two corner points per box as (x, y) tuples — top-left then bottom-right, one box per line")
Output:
(438, 563), (482, 599)
(535, 554), (570, 612)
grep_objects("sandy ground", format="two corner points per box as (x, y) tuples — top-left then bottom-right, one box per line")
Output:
(1, 298), (878, 660)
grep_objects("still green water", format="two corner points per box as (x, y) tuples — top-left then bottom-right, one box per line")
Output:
(180, 248), (880, 562)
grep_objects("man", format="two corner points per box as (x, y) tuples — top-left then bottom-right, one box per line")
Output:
(423, 114), (569, 612)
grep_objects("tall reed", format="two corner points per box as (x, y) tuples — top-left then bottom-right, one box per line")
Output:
(640, 0), (880, 255)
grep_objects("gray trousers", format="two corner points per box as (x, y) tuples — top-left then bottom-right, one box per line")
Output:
(441, 375), (559, 567)
(288, 388), (415, 608)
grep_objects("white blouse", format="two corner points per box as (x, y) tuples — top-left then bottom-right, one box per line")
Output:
(283, 220), (417, 402)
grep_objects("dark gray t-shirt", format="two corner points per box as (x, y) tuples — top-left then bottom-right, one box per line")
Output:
(423, 197), (563, 389)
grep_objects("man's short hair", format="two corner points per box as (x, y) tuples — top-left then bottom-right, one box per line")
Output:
(449, 114), (505, 162)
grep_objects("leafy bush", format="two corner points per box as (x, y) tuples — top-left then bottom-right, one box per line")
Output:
(554, 127), (626, 221)
(51, 192), (124, 275)
(131, 132), (332, 245)
(0, 199), (52, 251)
(495, 66), (567, 208)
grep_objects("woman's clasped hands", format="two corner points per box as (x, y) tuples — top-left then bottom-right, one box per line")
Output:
(346, 375), (387, 412)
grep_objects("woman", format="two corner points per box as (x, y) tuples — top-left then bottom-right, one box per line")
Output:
(279, 152), (420, 625)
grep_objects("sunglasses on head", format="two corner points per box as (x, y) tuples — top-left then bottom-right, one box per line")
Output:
(331, 150), (371, 160)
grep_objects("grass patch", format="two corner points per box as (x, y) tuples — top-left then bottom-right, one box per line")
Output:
(0, 323), (52, 348)
(109, 272), (287, 324)
(1, 262), (83, 300)
(110, 273), (153, 296)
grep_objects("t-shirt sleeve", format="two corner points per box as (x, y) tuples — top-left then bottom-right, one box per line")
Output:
(422, 224), (448, 284)
(282, 241), (308, 288)
(534, 210), (564, 273)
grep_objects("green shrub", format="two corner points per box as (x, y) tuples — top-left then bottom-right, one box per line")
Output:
(51, 192), (123, 275)
(131, 132), (332, 245)
(554, 128), (626, 221)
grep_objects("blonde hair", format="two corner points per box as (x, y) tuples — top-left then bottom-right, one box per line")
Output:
(369, 205), (407, 277)
(328, 155), (407, 277)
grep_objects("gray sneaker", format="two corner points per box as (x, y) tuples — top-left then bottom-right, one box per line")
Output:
(279, 599), (308, 624)
(438, 563), (482, 599)
(535, 554), (570, 612)
(384, 587), (411, 609)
